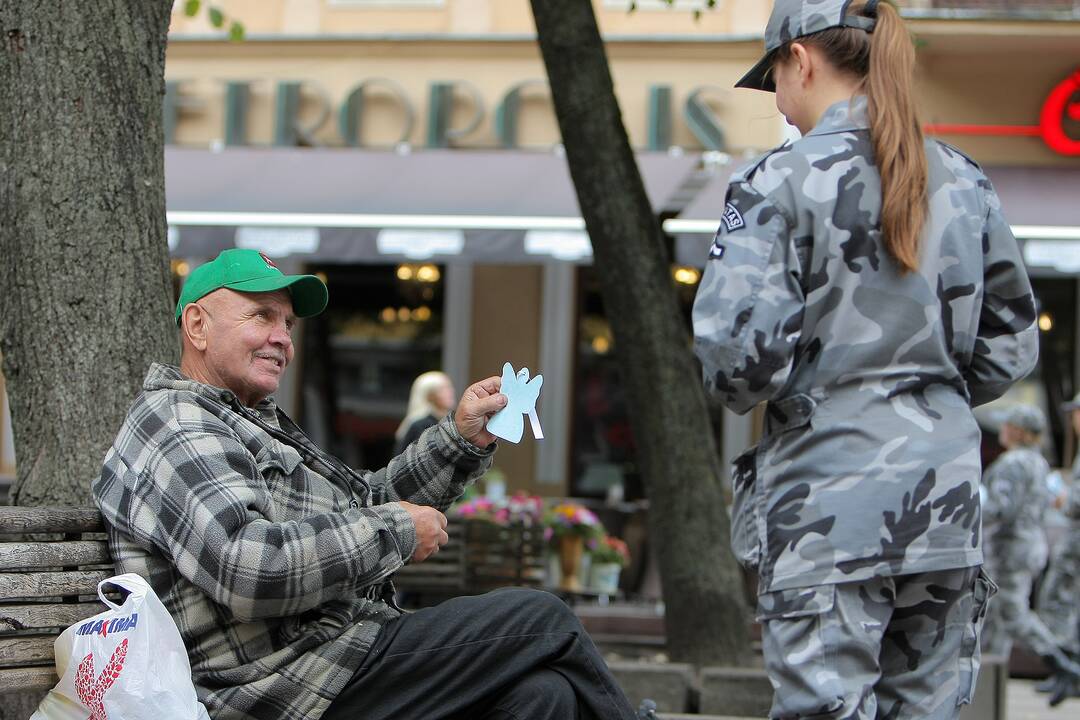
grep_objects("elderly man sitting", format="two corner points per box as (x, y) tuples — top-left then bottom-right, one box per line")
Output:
(93, 249), (637, 720)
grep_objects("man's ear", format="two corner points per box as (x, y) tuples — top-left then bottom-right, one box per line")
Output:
(182, 304), (209, 352)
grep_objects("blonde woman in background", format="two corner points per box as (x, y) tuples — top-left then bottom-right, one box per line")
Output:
(394, 371), (456, 455)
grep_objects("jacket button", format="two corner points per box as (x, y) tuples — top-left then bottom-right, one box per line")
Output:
(349, 499), (359, 509)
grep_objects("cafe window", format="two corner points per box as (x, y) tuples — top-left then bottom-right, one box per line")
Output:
(570, 264), (721, 501)
(300, 263), (445, 470)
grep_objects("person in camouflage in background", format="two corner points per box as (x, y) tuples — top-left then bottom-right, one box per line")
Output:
(977, 405), (1079, 703)
(692, 1), (1056, 718)
(1034, 393), (1080, 705)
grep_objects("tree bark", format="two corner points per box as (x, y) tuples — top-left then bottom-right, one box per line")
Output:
(529, 0), (751, 665)
(0, 0), (178, 507)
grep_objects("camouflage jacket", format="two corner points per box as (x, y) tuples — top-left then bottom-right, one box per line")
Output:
(693, 96), (1038, 593)
(93, 363), (492, 720)
(983, 446), (1051, 571)
(983, 446), (1051, 538)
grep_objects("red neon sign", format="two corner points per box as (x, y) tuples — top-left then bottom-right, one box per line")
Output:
(925, 69), (1080, 157)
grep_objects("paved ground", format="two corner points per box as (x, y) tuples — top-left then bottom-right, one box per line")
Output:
(1008, 679), (1080, 719)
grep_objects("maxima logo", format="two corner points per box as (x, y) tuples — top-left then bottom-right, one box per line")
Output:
(75, 613), (139, 638)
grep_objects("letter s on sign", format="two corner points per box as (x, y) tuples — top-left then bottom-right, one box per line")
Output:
(1041, 69), (1080, 157)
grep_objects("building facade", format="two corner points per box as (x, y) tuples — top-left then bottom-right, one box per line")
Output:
(1, 0), (1077, 499)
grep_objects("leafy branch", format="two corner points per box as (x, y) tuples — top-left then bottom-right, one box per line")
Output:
(183, 0), (245, 41)
(628, 0), (719, 22)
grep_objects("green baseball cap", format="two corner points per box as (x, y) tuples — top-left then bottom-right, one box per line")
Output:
(174, 248), (328, 326)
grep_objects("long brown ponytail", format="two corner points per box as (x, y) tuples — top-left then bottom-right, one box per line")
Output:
(774, 1), (928, 273)
(865, 2), (927, 273)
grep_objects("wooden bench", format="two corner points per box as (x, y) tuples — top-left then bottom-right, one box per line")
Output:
(0, 506), (114, 695)
(392, 518), (546, 606)
(0, 510), (548, 693)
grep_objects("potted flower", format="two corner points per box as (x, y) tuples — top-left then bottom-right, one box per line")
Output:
(541, 502), (604, 591)
(494, 492), (545, 527)
(452, 492), (544, 527)
(452, 495), (498, 522)
(587, 535), (629, 595)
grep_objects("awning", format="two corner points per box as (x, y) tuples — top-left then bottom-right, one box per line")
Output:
(165, 147), (700, 264)
(665, 164), (1080, 275)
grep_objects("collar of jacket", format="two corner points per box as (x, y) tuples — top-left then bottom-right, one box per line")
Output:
(806, 94), (870, 138)
(144, 362), (278, 419)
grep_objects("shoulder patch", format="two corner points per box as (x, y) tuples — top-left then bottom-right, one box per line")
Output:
(721, 203), (745, 233)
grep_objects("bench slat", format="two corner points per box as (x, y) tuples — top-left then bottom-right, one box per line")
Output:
(0, 507), (104, 534)
(0, 570), (114, 601)
(0, 603), (106, 634)
(0, 635), (55, 668)
(0, 541), (111, 570)
(0, 665), (58, 694)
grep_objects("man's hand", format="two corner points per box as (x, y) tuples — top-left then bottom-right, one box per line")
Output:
(454, 376), (507, 447)
(399, 501), (449, 563)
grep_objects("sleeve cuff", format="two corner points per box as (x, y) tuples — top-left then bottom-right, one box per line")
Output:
(380, 502), (417, 563)
(440, 415), (497, 459)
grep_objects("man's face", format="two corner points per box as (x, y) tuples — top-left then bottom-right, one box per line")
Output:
(199, 288), (296, 406)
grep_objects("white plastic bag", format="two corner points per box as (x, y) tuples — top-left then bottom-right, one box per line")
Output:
(31, 573), (210, 720)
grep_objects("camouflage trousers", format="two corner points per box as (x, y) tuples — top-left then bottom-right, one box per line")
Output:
(981, 544), (1061, 659)
(759, 566), (994, 720)
(1036, 527), (1080, 656)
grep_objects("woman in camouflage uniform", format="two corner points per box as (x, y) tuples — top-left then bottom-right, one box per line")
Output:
(692, 1), (1063, 718)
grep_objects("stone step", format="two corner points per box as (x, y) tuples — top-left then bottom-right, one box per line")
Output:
(609, 661), (693, 714)
(611, 656), (1008, 717)
(700, 667), (772, 718)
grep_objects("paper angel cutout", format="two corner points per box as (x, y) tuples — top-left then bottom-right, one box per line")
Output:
(487, 363), (544, 444)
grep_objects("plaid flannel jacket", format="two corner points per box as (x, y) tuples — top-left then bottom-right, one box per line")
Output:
(92, 363), (493, 720)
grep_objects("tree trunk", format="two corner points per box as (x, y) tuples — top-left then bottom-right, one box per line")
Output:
(529, 0), (751, 665)
(0, 0), (178, 507)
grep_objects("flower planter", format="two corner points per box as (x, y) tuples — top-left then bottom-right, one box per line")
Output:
(588, 561), (622, 595)
(557, 535), (585, 591)
(545, 546), (592, 591)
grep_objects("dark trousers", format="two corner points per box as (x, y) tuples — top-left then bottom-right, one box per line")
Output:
(321, 587), (637, 720)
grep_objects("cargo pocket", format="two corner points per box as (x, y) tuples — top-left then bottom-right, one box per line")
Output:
(757, 584), (845, 718)
(730, 444), (763, 570)
(957, 567), (997, 706)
